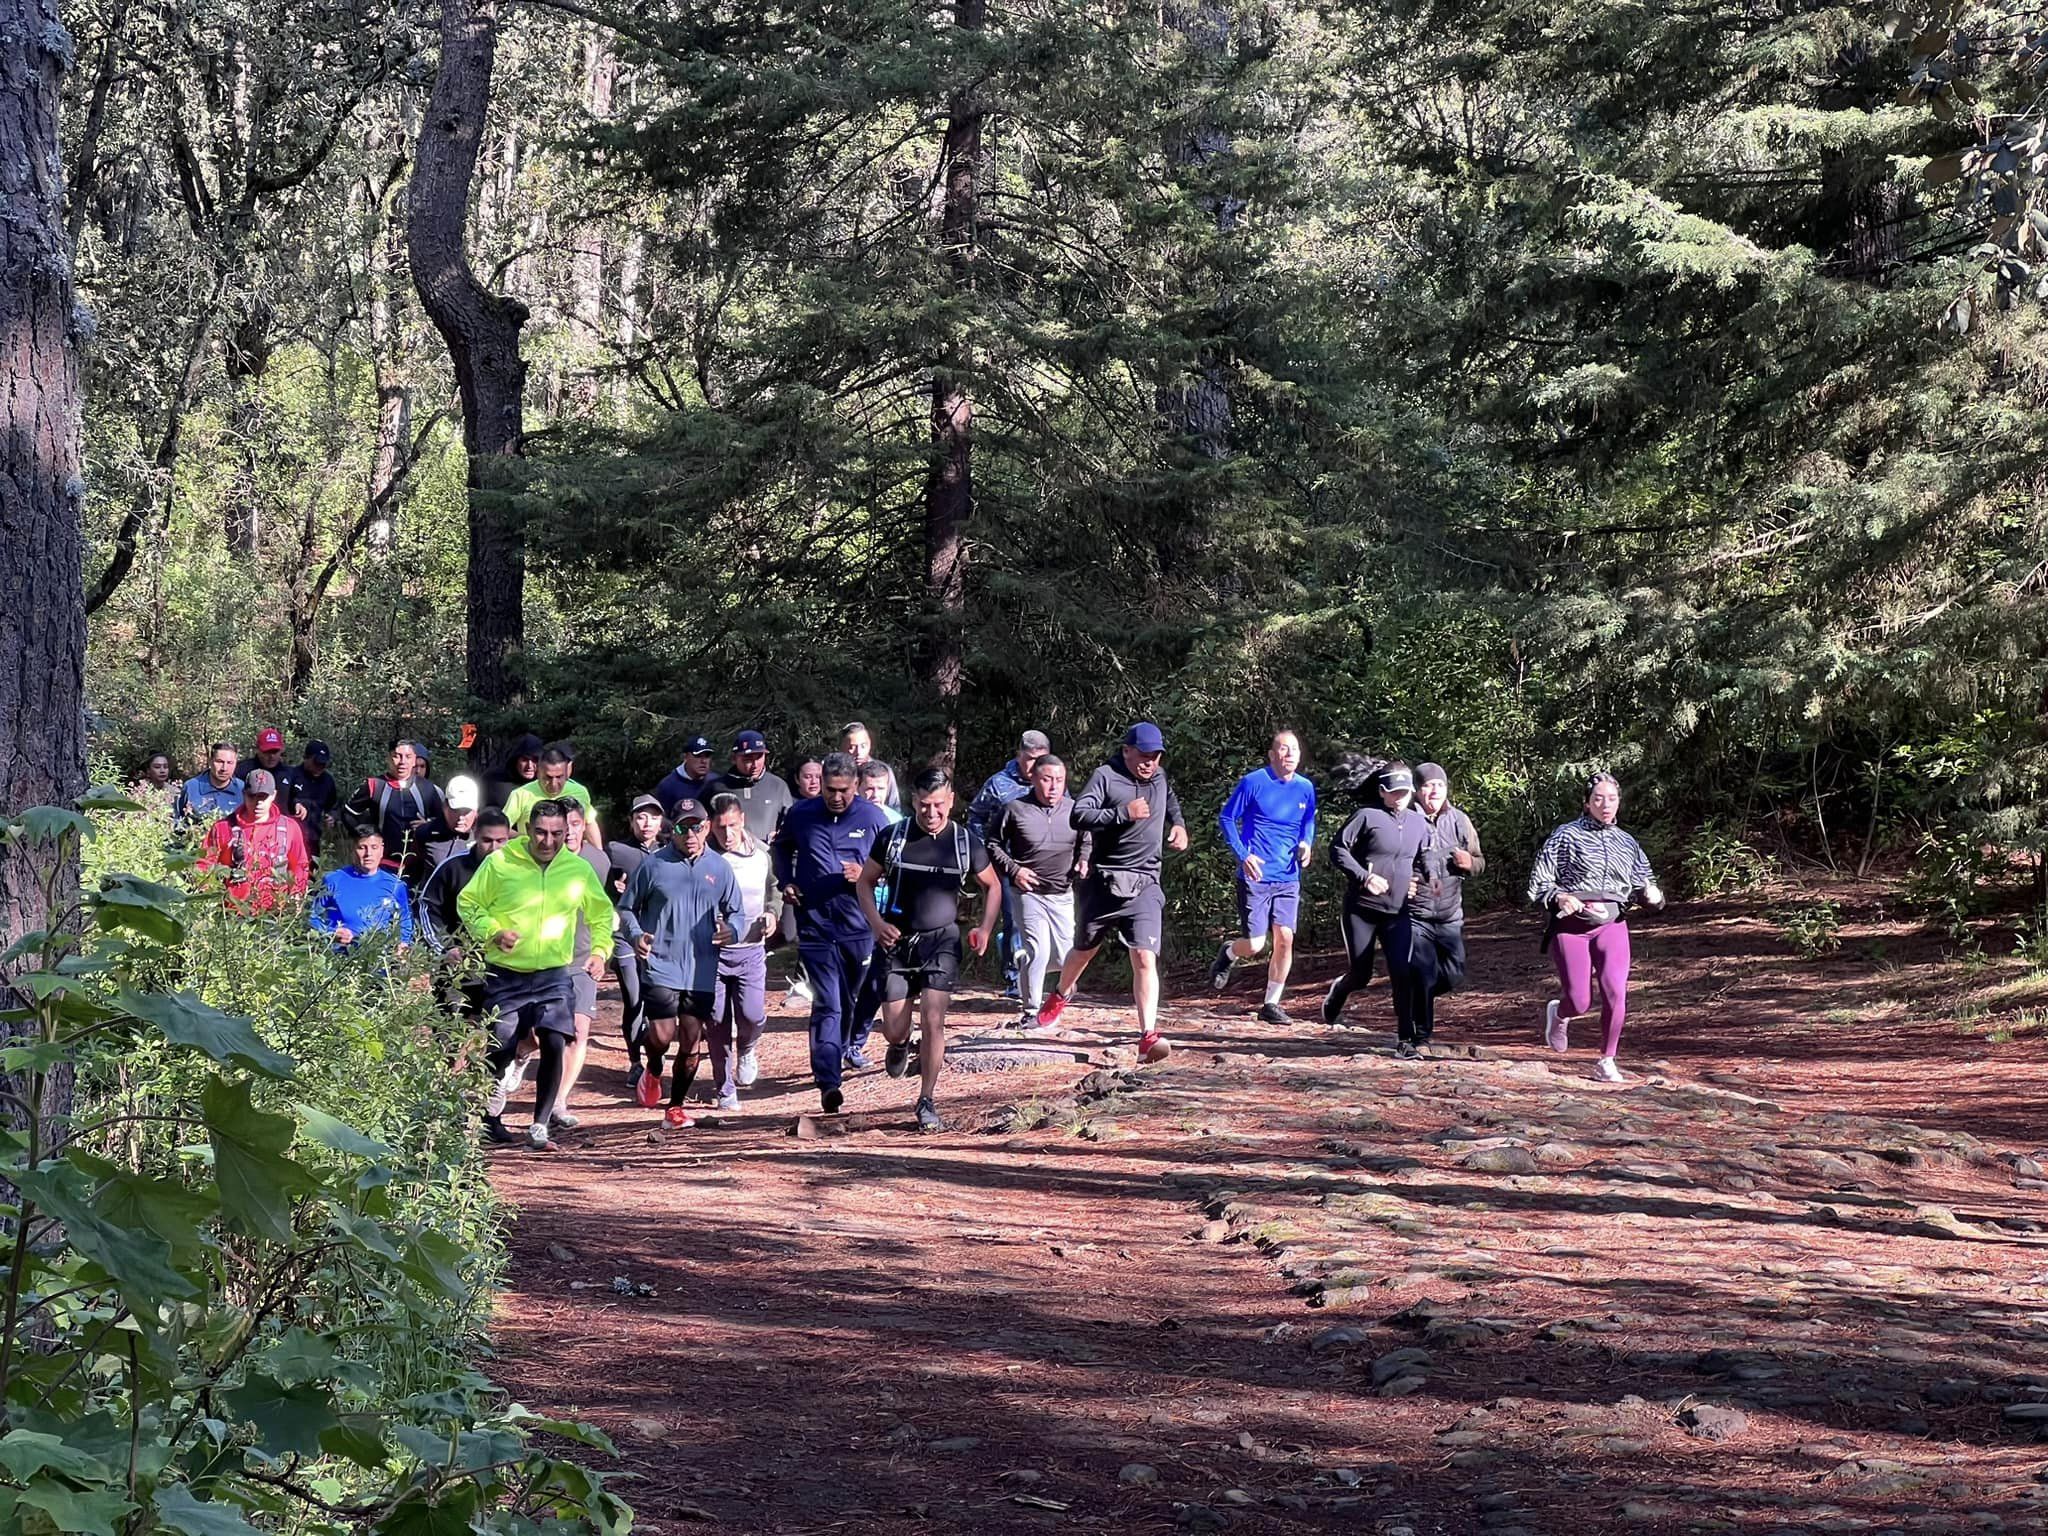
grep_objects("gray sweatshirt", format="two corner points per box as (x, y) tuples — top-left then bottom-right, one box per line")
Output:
(987, 794), (1091, 894)
(1413, 804), (1485, 923)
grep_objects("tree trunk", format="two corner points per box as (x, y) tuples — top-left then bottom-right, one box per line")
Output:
(1160, 0), (1237, 461)
(0, 0), (89, 976)
(921, 0), (983, 767)
(407, 0), (528, 719)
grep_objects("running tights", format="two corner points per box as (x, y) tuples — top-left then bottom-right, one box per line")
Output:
(1551, 920), (1632, 1057)
(489, 1021), (566, 1130)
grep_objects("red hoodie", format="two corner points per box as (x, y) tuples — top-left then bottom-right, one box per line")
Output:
(200, 807), (311, 912)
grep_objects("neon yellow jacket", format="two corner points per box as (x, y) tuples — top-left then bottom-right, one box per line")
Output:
(503, 778), (601, 840)
(457, 836), (616, 973)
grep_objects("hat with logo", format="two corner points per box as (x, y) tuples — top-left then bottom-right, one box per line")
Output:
(1379, 765), (1415, 793)
(256, 727), (284, 752)
(245, 768), (278, 796)
(304, 740), (331, 764)
(1123, 722), (1166, 753)
(669, 797), (709, 824)
(733, 730), (768, 752)
(446, 775), (482, 811)
(684, 735), (714, 756)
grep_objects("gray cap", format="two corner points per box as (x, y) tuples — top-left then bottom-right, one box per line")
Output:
(1019, 730), (1050, 753)
(245, 768), (278, 796)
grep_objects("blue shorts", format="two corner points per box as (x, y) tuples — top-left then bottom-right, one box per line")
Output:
(1236, 878), (1301, 940)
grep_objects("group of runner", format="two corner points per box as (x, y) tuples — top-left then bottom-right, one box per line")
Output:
(142, 720), (1666, 1149)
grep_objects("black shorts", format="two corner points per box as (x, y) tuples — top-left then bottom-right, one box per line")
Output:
(879, 927), (962, 1002)
(1075, 871), (1165, 954)
(644, 983), (715, 1021)
(482, 964), (577, 1039)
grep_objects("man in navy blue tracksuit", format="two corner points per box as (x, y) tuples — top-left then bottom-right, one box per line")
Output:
(773, 751), (893, 1111)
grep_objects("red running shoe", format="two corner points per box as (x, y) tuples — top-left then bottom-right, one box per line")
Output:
(663, 1105), (695, 1131)
(636, 1068), (663, 1109)
(1035, 991), (1068, 1029)
(1137, 1031), (1172, 1064)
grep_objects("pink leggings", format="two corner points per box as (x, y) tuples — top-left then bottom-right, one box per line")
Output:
(1551, 920), (1632, 1057)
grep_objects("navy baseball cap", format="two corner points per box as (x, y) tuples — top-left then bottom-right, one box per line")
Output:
(734, 730), (768, 752)
(304, 740), (332, 764)
(670, 797), (709, 824)
(683, 735), (714, 755)
(1123, 722), (1166, 753)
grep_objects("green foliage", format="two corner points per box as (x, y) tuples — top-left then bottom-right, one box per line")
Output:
(1773, 899), (1844, 958)
(0, 795), (628, 1536)
(1901, 827), (2006, 948)
(1683, 822), (1777, 898)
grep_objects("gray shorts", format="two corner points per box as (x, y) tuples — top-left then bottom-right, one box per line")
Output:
(572, 968), (598, 1019)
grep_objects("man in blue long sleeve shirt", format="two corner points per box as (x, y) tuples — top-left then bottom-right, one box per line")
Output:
(1209, 731), (1318, 1024)
(772, 752), (893, 1111)
(619, 798), (740, 1130)
(314, 827), (413, 951)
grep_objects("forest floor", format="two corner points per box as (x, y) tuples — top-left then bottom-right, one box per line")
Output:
(485, 887), (2048, 1535)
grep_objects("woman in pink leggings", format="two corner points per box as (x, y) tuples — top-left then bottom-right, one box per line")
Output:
(1527, 774), (1664, 1082)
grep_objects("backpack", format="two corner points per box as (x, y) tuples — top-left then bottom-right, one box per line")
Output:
(877, 820), (971, 919)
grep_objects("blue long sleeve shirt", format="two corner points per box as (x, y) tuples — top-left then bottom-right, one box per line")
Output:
(1219, 767), (1318, 878)
(966, 760), (1033, 839)
(772, 796), (893, 939)
(618, 846), (742, 991)
(314, 866), (413, 947)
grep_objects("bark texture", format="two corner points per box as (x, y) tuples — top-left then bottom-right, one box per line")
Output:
(407, 0), (528, 720)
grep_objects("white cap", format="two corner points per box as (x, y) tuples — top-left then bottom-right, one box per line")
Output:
(446, 775), (482, 811)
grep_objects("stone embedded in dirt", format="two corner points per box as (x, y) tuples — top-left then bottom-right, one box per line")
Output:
(928, 1436), (983, 1452)
(1424, 1317), (1507, 1348)
(1924, 1380), (1982, 1406)
(1370, 1347), (1433, 1386)
(1172, 1502), (1231, 1532)
(1119, 1463), (1161, 1487)
(2004, 1405), (2048, 1430)
(1195, 1220), (1230, 1243)
(1680, 1404), (1750, 1440)
(1619, 1501), (1681, 1520)
(1312, 1324), (1370, 1350)
(1461, 1146), (1538, 1175)
(1379, 1374), (1429, 1398)
(544, 1241), (576, 1262)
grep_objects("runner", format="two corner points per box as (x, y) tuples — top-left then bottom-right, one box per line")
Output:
(422, 776), (483, 868)
(986, 754), (1087, 1029)
(250, 727), (288, 780)
(1210, 730), (1318, 1024)
(313, 826), (412, 951)
(781, 757), (825, 1006)
(842, 762), (905, 1070)
(503, 744), (601, 840)
(773, 752), (893, 1111)
(174, 743), (244, 827)
(1323, 760), (1429, 1053)
(132, 752), (178, 819)
(967, 730), (1051, 998)
(707, 730), (792, 845)
(791, 758), (824, 800)
(1035, 723), (1187, 1062)
(618, 798), (741, 1130)
(1527, 773), (1664, 1083)
(549, 802), (614, 1127)
(606, 793), (667, 1097)
(341, 739), (446, 886)
(417, 809), (515, 1049)
(279, 739), (339, 858)
(652, 735), (717, 815)
(458, 800), (615, 1151)
(484, 732), (544, 812)
(840, 721), (900, 808)
(197, 768), (310, 912)
(1387, 762), (1485, 1049)
(707, 790), (782, 1109)
(858, 769), (1001, 1132)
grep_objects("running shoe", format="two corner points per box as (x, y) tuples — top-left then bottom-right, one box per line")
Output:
(481, 1114), (516, 1146)
(1000, 977), (1021, 1001)
(715, 1091), (741, 1112)
(663, 1104), (695, 1131)
(736, 1048), (760, 1088)
(1208, 943), (1235, 991)
(1594, 1056), (1624, 1084)
(1013, 1011), (1038, 1031)
(1137, 1031), (1171, 1064)
(635, 1067), (663, 1109)
(916, 1096), (944, 1133)
(885, 1041), (911, 1079)
(787, 976), (814, 1006)
(486, 1054), (526, 1117)
(821, 1087), (844, 1114)
(843, 1046), (874, 1072)
(1395, 1040), (1419, 1059)
(552, 1109), (582, 1129)
(524, 1123), (557, 1153)
(624, 1063), (645, 1097)
(1320, 979), (1345, 1027)
(1036, 991), (1069, 1029)
(1256, 1002), (1293, 1026)
(1544, 999), (1568, 1053)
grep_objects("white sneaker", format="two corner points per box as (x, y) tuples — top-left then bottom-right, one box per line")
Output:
(551, 1109), (581, 1129)
(525, 1122), (553, 1151)
(788, 977), (814, 1006)
(1594, 1056), (1624, 1083)
(1544, 1000), (1568, 1053)
(736, 1048), (760, 1088)
(716, 1091), (741, 1112)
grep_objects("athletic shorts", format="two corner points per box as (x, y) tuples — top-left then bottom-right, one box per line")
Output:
(482, 964), (576, 1039)
(1236, 878), (1301, 939)
(1075, 872), (1165, 954)
(571, 968), (598, 1019)
(878, 927), (962, 1002)
(644, 983), (715, 1021)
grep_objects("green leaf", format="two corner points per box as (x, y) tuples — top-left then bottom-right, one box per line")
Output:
(262, 1328), (337, 1386)
(120, 992), (295, 1078)
(15, 1481), (131, 1535)
(0, 1431), (115, 1484)
(397, 1230), (468, 1300)
(508, 1414), (618, 1456)
(327, 1208), (403, 1262)
(67, 1152), (218, 1262)
(390, 1423), (453, 1466)
(217, 1373), (340, 1458)
(318, 1417), (391, 1470)
(78, 785), (147, 813)
(12, 808), (93, 847)
(90, 877), (187, 944)
(293, 1104), (392, 1161)
(0, 1040), (73, 1073)
(203, 1078), (322, 1242)
(373, 1484), (479, 1536)
(11, 1167), (199, 1306)
(152, 1485), (265, 1536)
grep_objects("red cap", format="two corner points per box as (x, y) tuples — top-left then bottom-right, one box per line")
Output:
(256, 728), (284, 751)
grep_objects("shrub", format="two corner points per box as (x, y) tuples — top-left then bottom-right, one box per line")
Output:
(1682, 819), (1774, 897)
(1773, 899), (1842, 958)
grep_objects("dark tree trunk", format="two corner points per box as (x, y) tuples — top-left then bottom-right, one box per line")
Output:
(407, 0), (528, 718)
(1159, 0), (1238, 461)
(0, 0), (89, 964)
(921, 0), (983, 767)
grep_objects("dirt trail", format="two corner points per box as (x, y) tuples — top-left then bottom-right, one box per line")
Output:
(487, 904), (2048, 1535)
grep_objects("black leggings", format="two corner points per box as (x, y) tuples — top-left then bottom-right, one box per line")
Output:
(1329, 907), (1416, 1037)
(616, 949), (647, 1064)
(488, 1019), (566, 1129)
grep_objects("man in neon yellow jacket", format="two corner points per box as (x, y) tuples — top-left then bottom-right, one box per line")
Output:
(502, 743), (602, 842)
(459, 798), (615, 1151)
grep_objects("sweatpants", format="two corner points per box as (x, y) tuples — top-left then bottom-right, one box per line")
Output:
(798, 930), (874, 1093)
(1390, 914), (1465, 1045)
(1551, 919), (1632, 1057)
(707, 945), (769, 1098)
(1017, 889), (1075, 1013)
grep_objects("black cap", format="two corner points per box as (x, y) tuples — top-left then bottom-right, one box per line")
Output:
(304, 740), (331, 764)
(669, 797), (709, 824)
